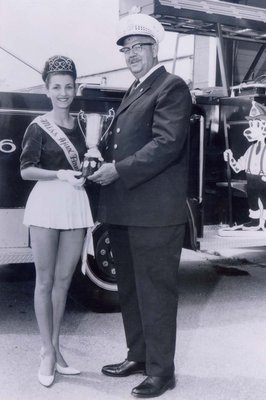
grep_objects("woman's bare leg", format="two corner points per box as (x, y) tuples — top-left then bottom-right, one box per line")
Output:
(52, 228), (85, 366)
(30, 226), (58, 375)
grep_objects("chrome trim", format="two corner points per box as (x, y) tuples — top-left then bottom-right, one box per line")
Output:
(0, 109), (79, 116)
(199, 115), (205, 204)
(0, 109), (47, 116)
(186, 198), (198, 250)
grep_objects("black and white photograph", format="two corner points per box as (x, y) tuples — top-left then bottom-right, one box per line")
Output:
(0, 1), (266, 399)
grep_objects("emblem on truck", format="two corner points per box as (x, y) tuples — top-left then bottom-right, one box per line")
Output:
(0, 139), (16, 153)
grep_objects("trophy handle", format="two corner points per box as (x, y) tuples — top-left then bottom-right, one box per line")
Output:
(101, 108), (115, 141)
(77, 110), (87, 141)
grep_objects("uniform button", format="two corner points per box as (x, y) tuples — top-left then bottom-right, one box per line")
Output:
(109, 131), (113, 135)
(116, 128), (121, 133)
(105, 146), (109, 150)
(114, 144), (118, 149)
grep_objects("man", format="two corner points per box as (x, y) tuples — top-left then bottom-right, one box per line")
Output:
(89, 13), (192, 398)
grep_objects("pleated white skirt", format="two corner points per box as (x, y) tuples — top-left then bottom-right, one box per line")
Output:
(23, 180), (94, 230)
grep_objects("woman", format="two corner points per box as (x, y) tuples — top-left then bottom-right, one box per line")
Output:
(20, 55), (93, 387)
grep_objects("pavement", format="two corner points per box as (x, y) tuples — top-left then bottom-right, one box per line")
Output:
(0, 246), (266, 400)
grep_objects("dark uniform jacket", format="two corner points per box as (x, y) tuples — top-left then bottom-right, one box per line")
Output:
(97, 66), (192, 227)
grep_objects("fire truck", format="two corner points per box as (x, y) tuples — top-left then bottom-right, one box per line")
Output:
(128, 0), (266, 247)
(1, 0), (266, 309)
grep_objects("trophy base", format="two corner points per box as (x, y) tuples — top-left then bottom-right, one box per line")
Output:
(82, 156), (101, 177)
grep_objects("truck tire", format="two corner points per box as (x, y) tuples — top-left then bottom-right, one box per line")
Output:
(70, 223), (120, 312)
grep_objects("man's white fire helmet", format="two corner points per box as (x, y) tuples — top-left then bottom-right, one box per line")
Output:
(116, 13), (165, 46)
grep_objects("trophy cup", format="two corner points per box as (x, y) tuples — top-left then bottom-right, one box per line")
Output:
(78, 109), (115, 177)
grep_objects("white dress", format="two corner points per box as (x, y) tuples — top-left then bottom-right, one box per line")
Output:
(23, 179), (94, 229)
(21, 118), (94, 230)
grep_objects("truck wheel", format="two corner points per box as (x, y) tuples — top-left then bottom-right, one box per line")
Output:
(70, 224), (120, 312)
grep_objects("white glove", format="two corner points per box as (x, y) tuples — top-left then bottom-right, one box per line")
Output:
(85, 146), (103, 161)
(223, 149), (232, 162)
(57, 169), (85, 187)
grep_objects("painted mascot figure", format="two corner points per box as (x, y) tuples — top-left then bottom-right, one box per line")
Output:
(223, 100), (266, 232)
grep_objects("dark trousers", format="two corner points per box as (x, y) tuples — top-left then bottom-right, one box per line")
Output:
(108, 224), (185, 377)
(246, 173), (266, 211)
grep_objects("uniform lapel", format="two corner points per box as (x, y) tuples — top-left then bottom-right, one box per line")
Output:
(116, 66), (166, 117)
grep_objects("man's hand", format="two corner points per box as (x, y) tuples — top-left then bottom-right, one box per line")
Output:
(88, 163), (119, 186)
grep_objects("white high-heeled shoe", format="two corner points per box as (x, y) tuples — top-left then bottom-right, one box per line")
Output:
(55, 363), (80, 375)
(38, 348), (55, 386)
(38, 369), (55, 387)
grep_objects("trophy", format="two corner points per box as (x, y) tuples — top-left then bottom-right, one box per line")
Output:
(78, 109), (115, 177)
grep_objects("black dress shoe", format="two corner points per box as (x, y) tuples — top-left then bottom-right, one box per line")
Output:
(131, 375), (176, 398)
(101, 359), (146, 377)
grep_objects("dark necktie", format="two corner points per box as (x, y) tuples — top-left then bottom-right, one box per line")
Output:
(129, 79), (140, 95)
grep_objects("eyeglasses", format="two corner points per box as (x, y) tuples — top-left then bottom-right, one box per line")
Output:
(119, 43), (154, 55)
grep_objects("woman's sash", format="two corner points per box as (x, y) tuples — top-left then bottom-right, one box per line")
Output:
(32, 115), (81, 170)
